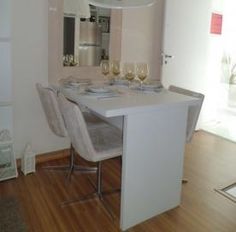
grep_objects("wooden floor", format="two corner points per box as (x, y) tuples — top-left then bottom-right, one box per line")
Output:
(0, 131), (236, 232)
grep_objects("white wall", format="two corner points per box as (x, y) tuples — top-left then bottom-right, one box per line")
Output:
(12, 0), (69, 158)
(121, 0), (164, 80)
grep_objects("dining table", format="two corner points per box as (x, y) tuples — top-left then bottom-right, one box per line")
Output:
(61, 81), (198, 231)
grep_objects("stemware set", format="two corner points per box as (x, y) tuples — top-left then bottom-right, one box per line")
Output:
(100, 60), (149, 88)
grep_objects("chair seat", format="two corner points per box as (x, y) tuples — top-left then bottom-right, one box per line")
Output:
(83, 112), (109, 129)
(168, 85), (204, 143)
(88, 125), (123, 162)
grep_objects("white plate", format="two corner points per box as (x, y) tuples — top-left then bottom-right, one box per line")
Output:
(62, 78), (91, 87)
(135, 86), (163, 92)
(87, 86), (112, 93)
(67, 82), (81, 87)
(84, 91), (117, 98)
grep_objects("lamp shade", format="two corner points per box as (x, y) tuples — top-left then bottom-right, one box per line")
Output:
(88, 0), (157, 9)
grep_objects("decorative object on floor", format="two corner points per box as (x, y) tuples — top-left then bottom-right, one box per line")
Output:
(0, 197), (27, 232)
(215, 182), (236, 203)
(0, 130), (18, 181)
(21, 143), (36, 175)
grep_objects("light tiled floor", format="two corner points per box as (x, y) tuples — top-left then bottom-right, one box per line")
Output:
(202, 108), (236, 143)
(225, 184), (236, 198)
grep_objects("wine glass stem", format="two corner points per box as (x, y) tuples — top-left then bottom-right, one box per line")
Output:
(128, 81), (131, 88)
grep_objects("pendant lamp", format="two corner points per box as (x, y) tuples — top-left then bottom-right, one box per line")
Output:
(88, 0), (157, 9)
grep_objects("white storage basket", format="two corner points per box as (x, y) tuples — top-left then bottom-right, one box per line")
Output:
(0, 140), (18, 181)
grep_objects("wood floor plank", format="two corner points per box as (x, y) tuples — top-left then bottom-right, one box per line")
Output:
(0, 131), (236, 231)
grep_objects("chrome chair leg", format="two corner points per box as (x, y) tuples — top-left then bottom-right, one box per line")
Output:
(43, 144), (97, 180)
(42, 145), (74, 171)
(61, 161), (119, 220)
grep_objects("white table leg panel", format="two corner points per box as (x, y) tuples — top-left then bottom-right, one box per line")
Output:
(120, 105), (188, 230)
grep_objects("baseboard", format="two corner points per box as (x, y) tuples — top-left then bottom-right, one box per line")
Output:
(16, 148), (70, 168)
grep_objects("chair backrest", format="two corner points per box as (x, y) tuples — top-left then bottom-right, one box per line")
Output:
(57, 93), (96, 162)
(169, 85), (204, 143)
(36, 83), (67, 137)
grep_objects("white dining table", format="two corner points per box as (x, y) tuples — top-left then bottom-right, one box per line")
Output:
(62, 85), (198, 231)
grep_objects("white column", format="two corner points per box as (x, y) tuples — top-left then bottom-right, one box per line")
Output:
(120, 104), (188, 230)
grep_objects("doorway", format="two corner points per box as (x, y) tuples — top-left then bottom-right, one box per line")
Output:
(201, 0), (236, 142)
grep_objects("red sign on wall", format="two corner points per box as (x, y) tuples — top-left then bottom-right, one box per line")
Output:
(210, 13), (223, 35)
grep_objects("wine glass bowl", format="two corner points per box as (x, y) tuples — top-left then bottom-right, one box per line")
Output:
(136, 63), (149, 90)
(123, 62), (135, 87)
(100, 60), (110, 84)
(111, 60), (121, 78)
(100, 60), (110, 76)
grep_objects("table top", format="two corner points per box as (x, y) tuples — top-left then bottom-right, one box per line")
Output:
(62, 86), (198, 117)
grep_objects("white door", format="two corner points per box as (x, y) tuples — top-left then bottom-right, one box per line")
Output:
(161, 0), (212, 92)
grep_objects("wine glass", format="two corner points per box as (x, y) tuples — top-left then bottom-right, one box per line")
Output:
(123, 62), (135, 88)
(100, 60), (110, 81)
(136, 63), (149, 90)
(111, 60), (121, 79)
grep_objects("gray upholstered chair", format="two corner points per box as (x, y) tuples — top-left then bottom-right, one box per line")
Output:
(168, 85), (204, 182)
(169, 85), (204, 142)
(57, 93), (122, 218)
(36, 83), (108, 179)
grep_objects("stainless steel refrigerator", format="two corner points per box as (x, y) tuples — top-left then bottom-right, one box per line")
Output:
(79, 21), (102, 66)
